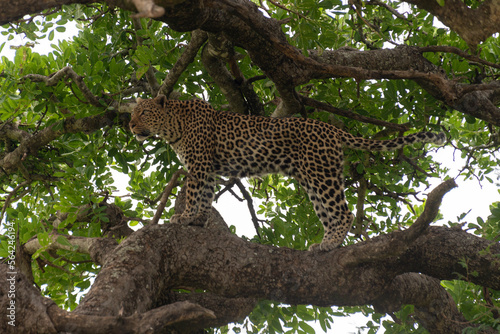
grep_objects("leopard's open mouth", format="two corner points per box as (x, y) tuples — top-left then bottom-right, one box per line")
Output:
(135, 131), (151, 142)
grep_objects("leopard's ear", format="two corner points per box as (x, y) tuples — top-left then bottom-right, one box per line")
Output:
(136, 97), (143, 103)
(154, 94), (168, 109)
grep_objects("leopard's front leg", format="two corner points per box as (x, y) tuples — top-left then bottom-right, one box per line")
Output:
(171, 165), (215, 226)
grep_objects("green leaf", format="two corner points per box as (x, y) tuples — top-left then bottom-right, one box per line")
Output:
(56, 235), (73, 247)
(299, 321), (316, 334)
(136, 65), (149, 80)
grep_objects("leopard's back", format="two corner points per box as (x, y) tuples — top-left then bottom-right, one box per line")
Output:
(210, 111), (345, 179)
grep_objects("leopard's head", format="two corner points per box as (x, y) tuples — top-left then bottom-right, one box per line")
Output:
(129, 95), (169, 142)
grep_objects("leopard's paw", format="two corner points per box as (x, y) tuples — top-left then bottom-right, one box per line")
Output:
(308, 240), (341, 252)
(170, 214), (183, 225)
(170, 213), (208, 226)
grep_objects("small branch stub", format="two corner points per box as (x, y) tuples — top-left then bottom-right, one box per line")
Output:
(131, 0), (165, 18)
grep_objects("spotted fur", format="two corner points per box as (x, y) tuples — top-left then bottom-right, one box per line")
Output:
(130, 95), (445, 251)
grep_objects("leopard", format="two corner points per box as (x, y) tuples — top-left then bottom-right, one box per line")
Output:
(129, 95), (446, 251)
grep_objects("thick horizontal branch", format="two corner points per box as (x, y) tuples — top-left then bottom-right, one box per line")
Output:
(0, 0), (91, 25)
(73, 224), (499, 331)
(23, 233), (118, 265)
(70, 179), (498, 333)
(49, 300), (215, 334)
(0, 265), (215, 334)
(4, 181), (498, 333)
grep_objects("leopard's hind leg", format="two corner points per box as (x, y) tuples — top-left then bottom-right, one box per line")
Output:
(296, 170), (354, 251)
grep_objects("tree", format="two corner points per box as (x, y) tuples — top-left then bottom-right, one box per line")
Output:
(0, 0), (499, 332)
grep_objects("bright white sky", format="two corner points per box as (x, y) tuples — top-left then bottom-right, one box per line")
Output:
(1, 18), (499, 334)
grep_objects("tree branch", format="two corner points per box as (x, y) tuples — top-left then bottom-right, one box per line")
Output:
(22, 66), (107, 108)
(23, 234), (118, 265)
(301, 95), (410, 131)
(419, 45), (500, 70)
(49, 301), (215, 334)
(159, 29), (208, 98)
(404, 178), (457, 242)
(201, 33), (248, 114)
(0, 110), (120, 176)
(234, 179), (262, 238)
(151, 169), (187, 225)
(404, 0), (500, 47)
(68, 222), (498, 332)
(3, 1), (499, 123)
(66, 179), (496, 334)
(3, 180), (497, 333)
(372, 273), (488, 334)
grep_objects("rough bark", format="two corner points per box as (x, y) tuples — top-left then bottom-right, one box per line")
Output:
(373, 273), (470, 334)
(3, 221), (499, 333)
(404, 0), (500, 47)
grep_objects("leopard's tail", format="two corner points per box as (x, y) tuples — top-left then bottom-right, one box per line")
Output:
(342, 131), (446, 151)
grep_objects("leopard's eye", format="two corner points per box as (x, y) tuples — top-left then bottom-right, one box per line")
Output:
(140, 109), (151, 116)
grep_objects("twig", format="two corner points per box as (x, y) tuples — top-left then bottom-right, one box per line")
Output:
(458, 82), (500, 97)
(214, 178), (237, 201)
(348, 0), (398, 47)
(419, 45), (500, 70)
(234, 180), (263, 238)
(267, 0), (309, 21)
(353, 177), (368, 238)
(0, 181), (30, 223)
(124, 216), (151, 225)
(367, 182), (416, 207)
(132, 17), (160, 95)
(365, 0), (411, 23)
(483, 287), (500, 319)
(300, 95), (409, 131)
(0, 110), (118, 176)
(151, 169), (188, 225)
(37, 257), (72, 275)
(399, 154), (432, 177)
(215, 179), (263, 237)
(21, 66), (106, 108)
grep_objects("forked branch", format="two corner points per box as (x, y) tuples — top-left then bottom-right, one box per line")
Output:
(151, 169), (188, 225)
